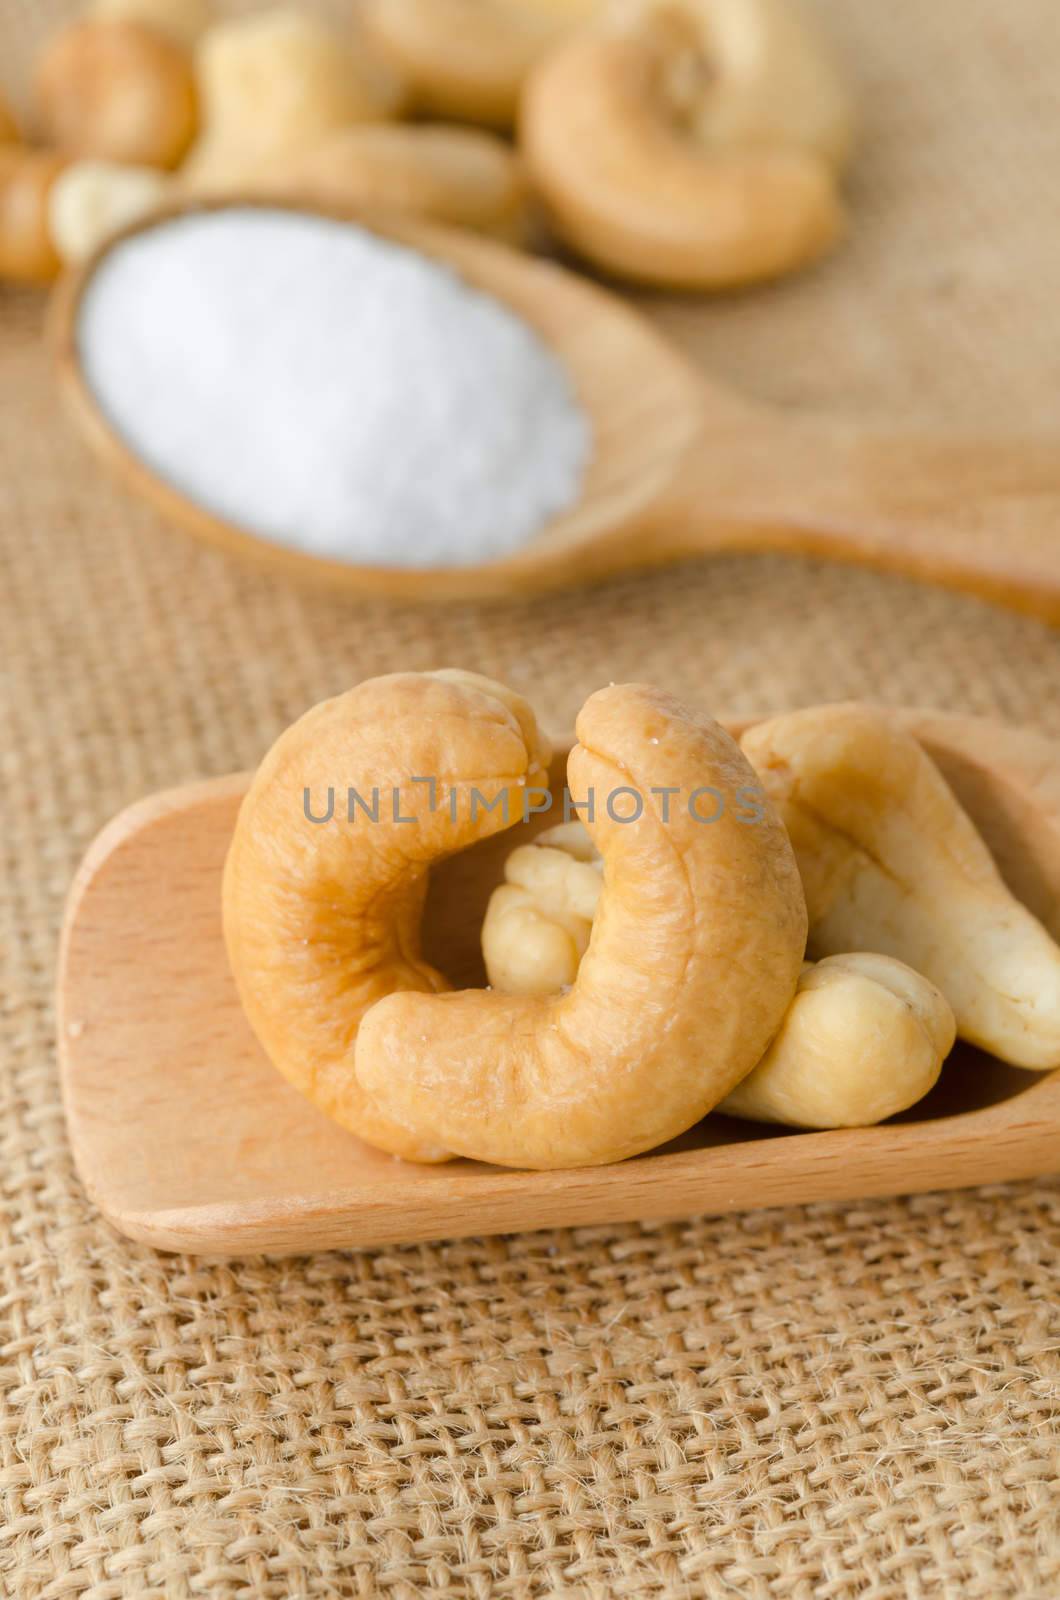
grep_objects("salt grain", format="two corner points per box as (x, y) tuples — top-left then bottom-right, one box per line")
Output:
(77, 208), (591, 568)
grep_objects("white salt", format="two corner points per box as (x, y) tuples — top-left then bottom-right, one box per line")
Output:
(76, 208), (591, 568)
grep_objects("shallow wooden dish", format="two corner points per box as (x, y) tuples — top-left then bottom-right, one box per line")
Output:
(58, 709), (1060, 1257)
(53, 197), (1060, 621)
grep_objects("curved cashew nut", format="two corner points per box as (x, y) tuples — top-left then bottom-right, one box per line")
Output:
(741, 705), (1060, 1070)
(365, 0), (599, 130)
(520, 0), (852, 289)
(223, 670), (550, 1163)
(182, 9), (406, 191)
(484, 827), (953, 1125)
(354, 683), (807, 1168)
(718, 953), (954, 1127)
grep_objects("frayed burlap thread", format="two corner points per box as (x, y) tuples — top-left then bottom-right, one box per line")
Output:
(2, 1), (1060, 1595)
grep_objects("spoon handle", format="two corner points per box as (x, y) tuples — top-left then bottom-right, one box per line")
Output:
(663, 422), (1060, 624)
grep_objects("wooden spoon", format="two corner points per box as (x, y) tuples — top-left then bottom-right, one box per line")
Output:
(52, 197), (1060, 621)
(58, 709), (1060, 1257)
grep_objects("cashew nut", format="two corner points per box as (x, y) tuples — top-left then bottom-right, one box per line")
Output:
(353, 682), (807, 1168)
(718, 954), (954, 1128)
(274, 124), (534, 246)
(33, 19), (199, 171)
(89, 0), (212, 50)
(48, 158), (172, 263)
(520, 0), (852, 288)
(365, 0), (598, 129)
(482, 821), (602, 992)
(483, 825), (953, 1127)
(0, 148), (69, 284)
(182, 9), (405, 191)
(223, 670), (552, 1164)
(741, 705), (1060, 1070)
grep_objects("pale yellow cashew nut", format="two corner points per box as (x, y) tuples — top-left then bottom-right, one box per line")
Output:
(719, 954), (954, 1127)
(223, 670), (551, 1163)
(355, 683), (807, 1168)
(741, 705), (1060, 1070)
(482, 821), (602, 992)
(520, 0), (853, 289)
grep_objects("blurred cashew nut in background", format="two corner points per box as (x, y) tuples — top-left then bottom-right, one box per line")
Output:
(520, 0), (853, 287)
(33, 17), (200, 170)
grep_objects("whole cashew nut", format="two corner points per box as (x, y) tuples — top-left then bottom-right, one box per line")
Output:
(719, 953), (954, 1127)
(223, 670), (551, 1164)
(741, 705), (1060, 1070)
(520, 0), (852, 288)
(33, 18), (199, 171)
(483, 826), (953, 1126)
(354, 682), (807, 1168)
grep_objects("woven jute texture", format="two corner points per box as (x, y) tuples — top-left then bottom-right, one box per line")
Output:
(3, 1), (1060, 1596)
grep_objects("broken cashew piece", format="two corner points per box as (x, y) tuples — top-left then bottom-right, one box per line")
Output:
(274, 125), (534, 247)
(182, 9), (405, 191)
(484, 828), (953, 1126)
(718, 954), (954, 1128)
(520, 0), (852, 288)
(365, 0), (599, 129)
(354, 682), (807, 1168)
(741, 705), (1060, 1070)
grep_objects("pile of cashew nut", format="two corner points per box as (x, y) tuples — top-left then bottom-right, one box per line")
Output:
(222, 675), (1060, 1171)
(1, 0), (852, 289)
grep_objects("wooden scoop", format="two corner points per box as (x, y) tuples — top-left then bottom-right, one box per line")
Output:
(58, 709), (1060, 1257)
(53, 198), (1060, 621)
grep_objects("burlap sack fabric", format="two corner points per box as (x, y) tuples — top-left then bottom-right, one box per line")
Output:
(2, 0), (1059, 1594)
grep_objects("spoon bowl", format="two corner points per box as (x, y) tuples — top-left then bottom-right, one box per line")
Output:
(58, 708), (1060, 1256)
(53, 196), (1060, 619)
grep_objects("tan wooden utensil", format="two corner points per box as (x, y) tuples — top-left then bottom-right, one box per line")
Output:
(53, 198), (1060, 621)
(58, 709), (1060, 1257)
